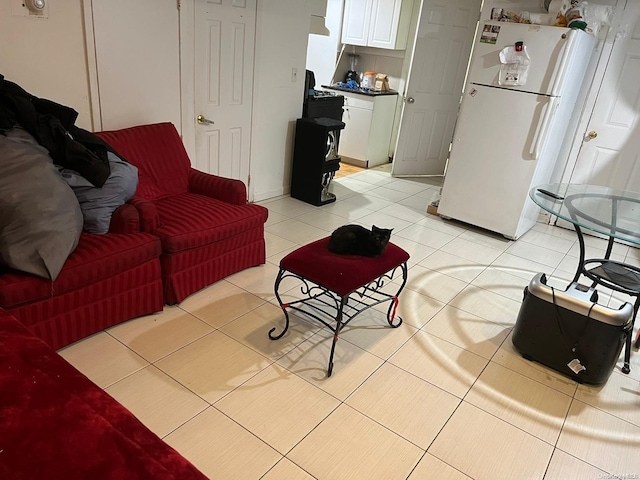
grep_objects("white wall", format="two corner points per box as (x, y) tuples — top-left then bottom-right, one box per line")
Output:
(0, 0), (180, 133)
(306, 0), (344, 86)
(0, 0), (93, 130)
(334, 46), (405, 90)
(2, 0), (628, 203)
(251, 0), (311, 201)
(1, 0), (312, 203)
(90, 0), (181, 132)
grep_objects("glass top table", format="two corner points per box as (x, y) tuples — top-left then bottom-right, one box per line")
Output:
(530, 183), (640, 372)
(530, 183), (640, 247)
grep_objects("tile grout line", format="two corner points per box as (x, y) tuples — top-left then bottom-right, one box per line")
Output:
(73, 171), (640, 478)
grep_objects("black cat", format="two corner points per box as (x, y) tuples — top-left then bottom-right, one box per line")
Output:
(328, 224), (393, 257)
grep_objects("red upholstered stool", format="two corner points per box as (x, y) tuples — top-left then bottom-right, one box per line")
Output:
(271, 237), (410, 376)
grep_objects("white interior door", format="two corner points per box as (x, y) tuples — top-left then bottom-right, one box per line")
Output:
(567, 0), (640, 192)
(190, 0), (256, 193)
(392, 0), (481, 177)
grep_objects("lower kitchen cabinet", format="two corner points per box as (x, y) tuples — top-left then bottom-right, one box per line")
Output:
(339, 92), (397, 168)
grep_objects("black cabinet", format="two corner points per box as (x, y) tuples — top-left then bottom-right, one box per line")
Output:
(291, 117), (346, 206)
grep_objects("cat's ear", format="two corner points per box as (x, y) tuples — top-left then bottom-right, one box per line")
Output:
(372, 225), (380, 232)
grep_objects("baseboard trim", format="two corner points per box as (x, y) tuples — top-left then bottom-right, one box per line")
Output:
(340, 156), (367, 169)
(254, 187), (286, 203)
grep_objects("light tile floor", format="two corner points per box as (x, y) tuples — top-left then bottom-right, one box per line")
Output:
(59, 167), (640, 480)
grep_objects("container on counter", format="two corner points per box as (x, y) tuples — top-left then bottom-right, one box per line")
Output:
(361, 71), (376, 90)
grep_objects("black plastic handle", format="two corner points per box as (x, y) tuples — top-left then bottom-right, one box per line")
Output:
(537, 188), (564, 201)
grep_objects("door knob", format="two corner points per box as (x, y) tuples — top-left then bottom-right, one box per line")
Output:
(406, 97), (415, 104)
(587, 130), (598, 139)
(197, 115), (215, 125)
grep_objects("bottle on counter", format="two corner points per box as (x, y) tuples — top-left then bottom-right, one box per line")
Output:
(361, 72), (376, 90)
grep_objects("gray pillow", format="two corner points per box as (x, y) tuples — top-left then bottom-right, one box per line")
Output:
(0, 127), (83, 280)
(58, 152), (138, 234)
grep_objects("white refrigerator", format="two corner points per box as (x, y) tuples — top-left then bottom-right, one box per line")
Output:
(438, 22), (598, 239)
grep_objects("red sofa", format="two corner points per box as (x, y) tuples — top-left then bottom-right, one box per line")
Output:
(0, 122), (267, 348)
(0, 220), (164, 350)
(0, 309), (207, 480)
(96, 122), (269, 304)
(0, 122), (269, 478)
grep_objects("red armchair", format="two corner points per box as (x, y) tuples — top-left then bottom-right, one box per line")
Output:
(96, 122), (268, 304)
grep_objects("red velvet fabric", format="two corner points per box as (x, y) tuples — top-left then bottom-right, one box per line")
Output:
(96, 122), (269, 304)
(96, 123), (190, 201)
(281, 237), (410, 297)
(153, 193), (268, 253)
(162, 234), (265, 305)
(108, 203), (140, 234)
(189, 168), (247, 205)
(0, 311), (207, 480)
(160, 226), (265, 274)
(0, 233), (164, 350)
(127, 196), (160, 233)
(0, 233), (161, 308)
(15, 260), (163, 350)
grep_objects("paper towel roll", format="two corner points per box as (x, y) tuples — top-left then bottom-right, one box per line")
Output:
(529, 13), (555, 25)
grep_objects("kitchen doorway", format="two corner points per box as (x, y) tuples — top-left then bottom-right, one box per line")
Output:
(334, 162), (366, 179)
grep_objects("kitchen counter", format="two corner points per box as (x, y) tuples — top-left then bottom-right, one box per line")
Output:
(328, 89), (397, 169)
(321, 85), (399, 97)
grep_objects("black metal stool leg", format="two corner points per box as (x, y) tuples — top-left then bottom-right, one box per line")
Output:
(269, 259), (409, 376)
(327, 297), (347, 377)
(622, 297), (639, 374)
(622, 329), (633, 374)
(633, 296), (640, 349)
(386, 262), (408, 327)
(269, 268), (291, 340)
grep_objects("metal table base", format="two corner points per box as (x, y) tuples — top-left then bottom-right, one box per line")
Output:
(270, 263), (408, 376)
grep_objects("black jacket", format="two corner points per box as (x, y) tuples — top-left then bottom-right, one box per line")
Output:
(0, 74), (112, 187)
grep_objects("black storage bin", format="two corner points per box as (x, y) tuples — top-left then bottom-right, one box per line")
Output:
(512, 273), (633, 384)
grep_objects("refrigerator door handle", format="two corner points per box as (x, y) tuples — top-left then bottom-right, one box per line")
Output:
(530, 97), (558, 160)
(551, 30), (578, 97)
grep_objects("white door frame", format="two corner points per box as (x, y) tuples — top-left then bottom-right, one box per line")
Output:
(178, 0), (197, 164)
(82, 0), (103, 131)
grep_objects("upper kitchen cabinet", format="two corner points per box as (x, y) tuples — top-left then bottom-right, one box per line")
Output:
(341, 0), (414, 50)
